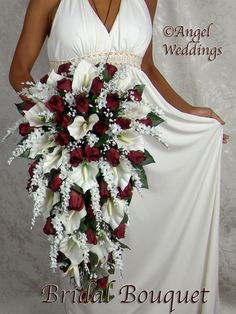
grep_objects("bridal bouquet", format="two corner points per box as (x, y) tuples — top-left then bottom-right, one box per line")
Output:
(3, 59), (167, 301)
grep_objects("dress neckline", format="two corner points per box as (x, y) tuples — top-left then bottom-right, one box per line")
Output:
(86, 0), (124, 36)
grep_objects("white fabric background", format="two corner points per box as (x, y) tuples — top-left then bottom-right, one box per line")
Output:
(0, 0), (235, 313)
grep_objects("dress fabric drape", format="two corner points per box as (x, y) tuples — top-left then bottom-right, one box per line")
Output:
(46, 1), (223, 313)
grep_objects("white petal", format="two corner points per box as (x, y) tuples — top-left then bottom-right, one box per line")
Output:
(42, 189), (60, 219)
(59, 236), (84, 265)
(102, 198), (126, 230)
(43, 146), (64, 173)
(70, 162), (99, 192)
(117, 129), (144, 151)
(72, 60), (97, 93)
(90, 234), (114, 264)
(29, 133), (55, 158)
(113, 159), (131, 190)
(59, 208), (87, 235)
(121, 102), (151, 120)
(46, 70), (64, 88)
(67, 114), (99, 141)
(24, 102), (51, 127)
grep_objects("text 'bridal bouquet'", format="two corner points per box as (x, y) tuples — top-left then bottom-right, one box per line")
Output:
(2, 59), (168, 301)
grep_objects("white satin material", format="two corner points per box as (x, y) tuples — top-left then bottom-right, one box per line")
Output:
(47, 1), (223, 313)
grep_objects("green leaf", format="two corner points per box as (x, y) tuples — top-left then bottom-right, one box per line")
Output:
(141, 149), (155, 166)
(147, 112), (165, 126)
(19, 148), (31, 159)
(96, 134), (109, 148)
(17, 136), (28, 146)
(121, 213), (129, 224)
(101, 69), (111, 82)
(79, 222), (87, 233)
(116, 239), (131, 250)
(15, 102), (26, 115)
(133, 84), (145, 95)
(89, 252), (99, 266)
(73, 184), (83, 194)
(133, 165), (149, 189)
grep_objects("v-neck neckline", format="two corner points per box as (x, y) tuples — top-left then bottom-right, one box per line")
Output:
(86, 0), (123, 36)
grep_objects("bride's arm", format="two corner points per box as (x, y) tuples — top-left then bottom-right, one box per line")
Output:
(143, 0), (228, 131)
(9, 0), (60, 99)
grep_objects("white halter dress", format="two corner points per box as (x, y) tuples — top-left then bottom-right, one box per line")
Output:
(47, 1), (223, 313)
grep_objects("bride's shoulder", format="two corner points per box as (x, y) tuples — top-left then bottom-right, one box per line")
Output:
(26, 0), (61, 17)
(24, 0), (61, 35)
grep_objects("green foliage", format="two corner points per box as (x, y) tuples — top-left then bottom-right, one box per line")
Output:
(141, 149), (155, 166)
(133, 165), (149, 189)
(147, 112), (165, 126)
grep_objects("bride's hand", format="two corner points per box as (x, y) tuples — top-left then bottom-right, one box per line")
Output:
(187, 106), (229, 144)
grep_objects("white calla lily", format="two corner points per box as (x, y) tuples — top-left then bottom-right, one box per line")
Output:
(59, 235), (86, 265)
(43, 146), (65, 173)
(90, 233), (114, 264)
(46, 70), (64, 88)
(62, 263), (82, 288)
(23, 102), (52, 127)
(102, 198), (127, 230)
(72, 60), (98, 93)
(69, 161), (99, 192)
(58, 208), (87, 235)
(67, 114), (99, 141)
(116, 129), (144, 151)
(41, 188), (60, 219)
(112, 159), (131, 190)
(121, 101), (151, 119)
(29, 133), (56, 159)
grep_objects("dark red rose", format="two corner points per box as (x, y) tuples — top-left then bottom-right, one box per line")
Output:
(113, 223), (126, 239)
(69, 148), (84, 166)
(105, 63), (118, 78)
(127, 150), (145, 165)
(93, 120), (108, 135)
(46, 95), (65, 112)
(19, 123), (33, 136)
(69, 190), (84, 211)
(106, 148), (120, 166)
(86, 203), (95, 219)
(99, 180), (111, 198)
(86, 228), (97, 245)
(57, 78), (72, 93)
(115, 117), (131, 129)
(84, 144), (100, 162)
(75, 93), (89, 113)
(43, 217), (56, 235)
(57, 62), (72, 75)
(106, 93), (120, 111)
(22, 100), (35, 111)
(54, 113), (71, 128)
(48, 174), (62, 192)
(119, 182), (133, 199)
(97, 276), (109, 289)
(139, 118), (153, 127)
(40, 74), (49, 84)
(90, 77), (104, 95)
(129, 89), (142, 102)
(55, 131), (70, 146)
(28, 161), (37, 177)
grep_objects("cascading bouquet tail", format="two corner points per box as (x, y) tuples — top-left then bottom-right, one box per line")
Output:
(2, 59), (168, 302)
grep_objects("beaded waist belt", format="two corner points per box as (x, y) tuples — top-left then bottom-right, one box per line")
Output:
(48, 51), (142, 72)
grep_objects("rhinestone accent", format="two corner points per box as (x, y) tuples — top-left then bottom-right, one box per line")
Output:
(48, 51), (142, 72)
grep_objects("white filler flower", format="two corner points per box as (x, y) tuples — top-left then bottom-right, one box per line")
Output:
(67, 114), (99, 141)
